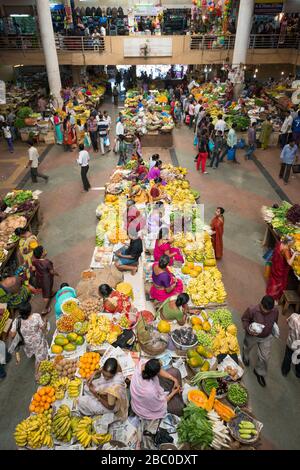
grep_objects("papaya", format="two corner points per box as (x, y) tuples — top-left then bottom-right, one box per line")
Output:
(201, 360), (210, 372)
(67, 333), (78, 343)
(63, 343), (76, 352)
(188, 354), (204, 368)
(187, 349), (198, 359)
(51, 344), (63, 354)
(75, 335), (84, 346)
(54, 336), (69, 346)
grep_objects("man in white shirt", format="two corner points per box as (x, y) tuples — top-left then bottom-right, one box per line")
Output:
(26, 140), (48, 183)
(214, 114), (227, 135)
(114, 116), (124, 154)
(2, 122), (14, 153)
(281, 312), (300, 378)
(100, 25), (106, 36)
(77, 143), (91, 192)
(279, 111), (293, 148)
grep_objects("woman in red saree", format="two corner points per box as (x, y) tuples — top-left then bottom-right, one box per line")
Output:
(210, 207), (225, 260)
(99, 284), (131, 315)
(154, 228), (184, 266)
(266, 236), (299, 301)
(63, 116), (74, 152)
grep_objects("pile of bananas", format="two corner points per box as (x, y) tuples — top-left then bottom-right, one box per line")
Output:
(68, 377), (82, 398)
(53, 377), (69, 400)
(75, 416), (111, 448)
(0, 250), (6, 263)
(211, 325), (240, 355)
(52, 405), (73, 443)
(14, 411), (53, 449)
(0, 308), (9, 335)
(86, 314), (113, 345)
(164, 180), (196, 207)
(187, 267), (227, 306)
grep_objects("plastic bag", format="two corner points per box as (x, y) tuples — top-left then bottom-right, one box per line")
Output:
(208, 139), (215, 151)
(227, 147), (235, 160)
(193, 135), (198, 146)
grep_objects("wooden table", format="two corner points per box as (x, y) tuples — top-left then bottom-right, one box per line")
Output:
(141, 131), (173, 148)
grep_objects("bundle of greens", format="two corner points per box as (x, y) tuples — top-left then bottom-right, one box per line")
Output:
(177, 404), (213, 449)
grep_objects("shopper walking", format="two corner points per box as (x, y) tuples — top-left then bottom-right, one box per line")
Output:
(281, 312), (300, 379)
(26, 140), (49, 184)
(98, 113), (110, 155)
(10, 302), (49, 378)
(242, 295), (279, 387)
(77, 143), (91, 192)
(188, 100), (195, 129)
(2, 122), (14, 153)
(114, 116), (124, 153)
(292, 110), (300, 145)
(245, 122), (257, 160)
(87, 115), (99, 152)
(196, 129), (209, 174)
(210, 130), (224, 169)
(214, 114), (227, 136)
(32, 245), (58, 315)
(259, 117), (273, 150)
(279, 111), (293, 148)
(279, 140), (298, 184)
(113, 85), (119, 106)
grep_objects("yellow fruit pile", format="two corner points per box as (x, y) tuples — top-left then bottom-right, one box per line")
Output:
(78, 352), (100, 379)
(86, 313), (121, 346)
(292, 234), (300, 276)
(68, 377), (82, 398)
(187, 267), (226, 306)
(52, 405), (73, 443)
(164, 180), (196, 207)
(182, 262), (202, 278)
(14, 411), (53, 448)
(29, 386), (56, 414)
(75, 416), (111, 448)
(212, 325), (240, 355)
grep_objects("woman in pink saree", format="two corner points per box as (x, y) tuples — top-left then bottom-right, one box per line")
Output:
(154, 228), (184, 266)
(130, 358), (184, 419)
(150, 255), (183, 303)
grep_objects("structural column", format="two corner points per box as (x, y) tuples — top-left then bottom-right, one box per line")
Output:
(231, 0), (254, 98)
(36, 0), (62, 107)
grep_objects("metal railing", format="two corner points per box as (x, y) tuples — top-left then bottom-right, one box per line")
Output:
(190, 34), (300, 51)
(0, 35), (105, 52)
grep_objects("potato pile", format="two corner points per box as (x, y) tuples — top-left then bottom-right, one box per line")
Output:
(80, 298), (103, 318)
(54, 357), (78, 379)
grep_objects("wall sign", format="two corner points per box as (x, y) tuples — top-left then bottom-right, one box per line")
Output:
(124, 38), (172, 57)
(254, 1), (283, 15)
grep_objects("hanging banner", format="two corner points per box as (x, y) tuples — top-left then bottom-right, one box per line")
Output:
(254, 1), (283, 15)
(0, 80), (6, 105)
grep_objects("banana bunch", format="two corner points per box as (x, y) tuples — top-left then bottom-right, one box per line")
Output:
(53, 377), (69, 400)
(75, 416), (111, 448)
(187, 268), (226, 306)
(15, 411), (53, 449)
(107, 331), (119, 344)
(70, 415), (81, 434)
(68, 377), (82, 398)
(86, 313), (112, 345)
(52, 405), (72, 442)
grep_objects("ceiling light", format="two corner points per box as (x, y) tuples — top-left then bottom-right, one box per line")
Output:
(253, 74), (257, 78)
(10, 14), (30, 17)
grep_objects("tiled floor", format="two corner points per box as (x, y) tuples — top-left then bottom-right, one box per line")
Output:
(0, 103), (299, 450)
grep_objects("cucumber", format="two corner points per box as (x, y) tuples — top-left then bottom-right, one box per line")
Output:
(239, 423), (255, 429)
(240, 421), (254, 426)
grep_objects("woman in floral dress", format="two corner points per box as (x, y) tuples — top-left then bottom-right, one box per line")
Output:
(10, 302), (48, 378)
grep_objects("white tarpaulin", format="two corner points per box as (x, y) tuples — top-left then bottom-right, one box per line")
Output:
(0, 81), (6, 105)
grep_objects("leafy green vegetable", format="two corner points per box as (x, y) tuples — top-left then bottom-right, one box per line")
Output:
(4, 190), (33, 207)
(177, 404), (213, 449)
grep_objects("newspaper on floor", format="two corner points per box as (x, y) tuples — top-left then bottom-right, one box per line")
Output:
(93, 413), (115, 434)
(109, 419), (139, 449)
(100, 345), (136, 378)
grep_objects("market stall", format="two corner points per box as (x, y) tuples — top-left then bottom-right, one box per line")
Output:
(261, 202), (300, 292)
(13, 158), (264, 451)
(122, 89), (174, 147)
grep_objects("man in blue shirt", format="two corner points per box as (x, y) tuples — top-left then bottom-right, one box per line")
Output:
(279, 140), (298, 184)
(292, 110), (300, 145)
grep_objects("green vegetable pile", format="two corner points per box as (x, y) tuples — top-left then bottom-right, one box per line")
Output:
(177, 404), (213, 449)
(209, 308), (233, 329)
(4, 190), (33, 207)
(227, 383), (248, 406)
(190, 370), (227, 387)
(269, 201), (300, 235)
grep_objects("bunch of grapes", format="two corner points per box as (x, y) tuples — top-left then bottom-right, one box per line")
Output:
(49, 370), (60, 386)
(39, 360), (55, 373)
(38, 373), (51, 386)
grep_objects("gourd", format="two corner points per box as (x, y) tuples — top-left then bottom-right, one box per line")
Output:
(213, 399), (236, 422)
(187, 390), (207, 408)
(206, 387), (216, 411)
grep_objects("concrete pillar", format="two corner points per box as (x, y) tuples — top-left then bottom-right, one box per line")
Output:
(36, 0), (62, 107)
(232, 0), (254, 68)
(72, 65), (81, 85)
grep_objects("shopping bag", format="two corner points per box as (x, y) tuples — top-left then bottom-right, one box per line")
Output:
(227, 147), (235, 160)
(193, 135), (198, 146)
(104, 136), (110, 147)
(185, 115), (190, 125)
(237, 138), (245, 149)
(208, 139), (215, 151)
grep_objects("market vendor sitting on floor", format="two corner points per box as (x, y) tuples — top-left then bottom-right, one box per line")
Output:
(154, 226), (184, 266)
(150, 254), (184, 304)
(156, 293), (190, 326)
(114, 230), (143, 275)
(54, 283), (77, 320)
(77, 358), (128, 421)
(98, 284), (131, 315)
(0, 273), (31, 311)
(147, 160), (163, 181)
(130, 358), (184, 418)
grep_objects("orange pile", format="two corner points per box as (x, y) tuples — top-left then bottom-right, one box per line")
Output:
(78, 352), (100, 379)
(29, 386), (56, 414)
